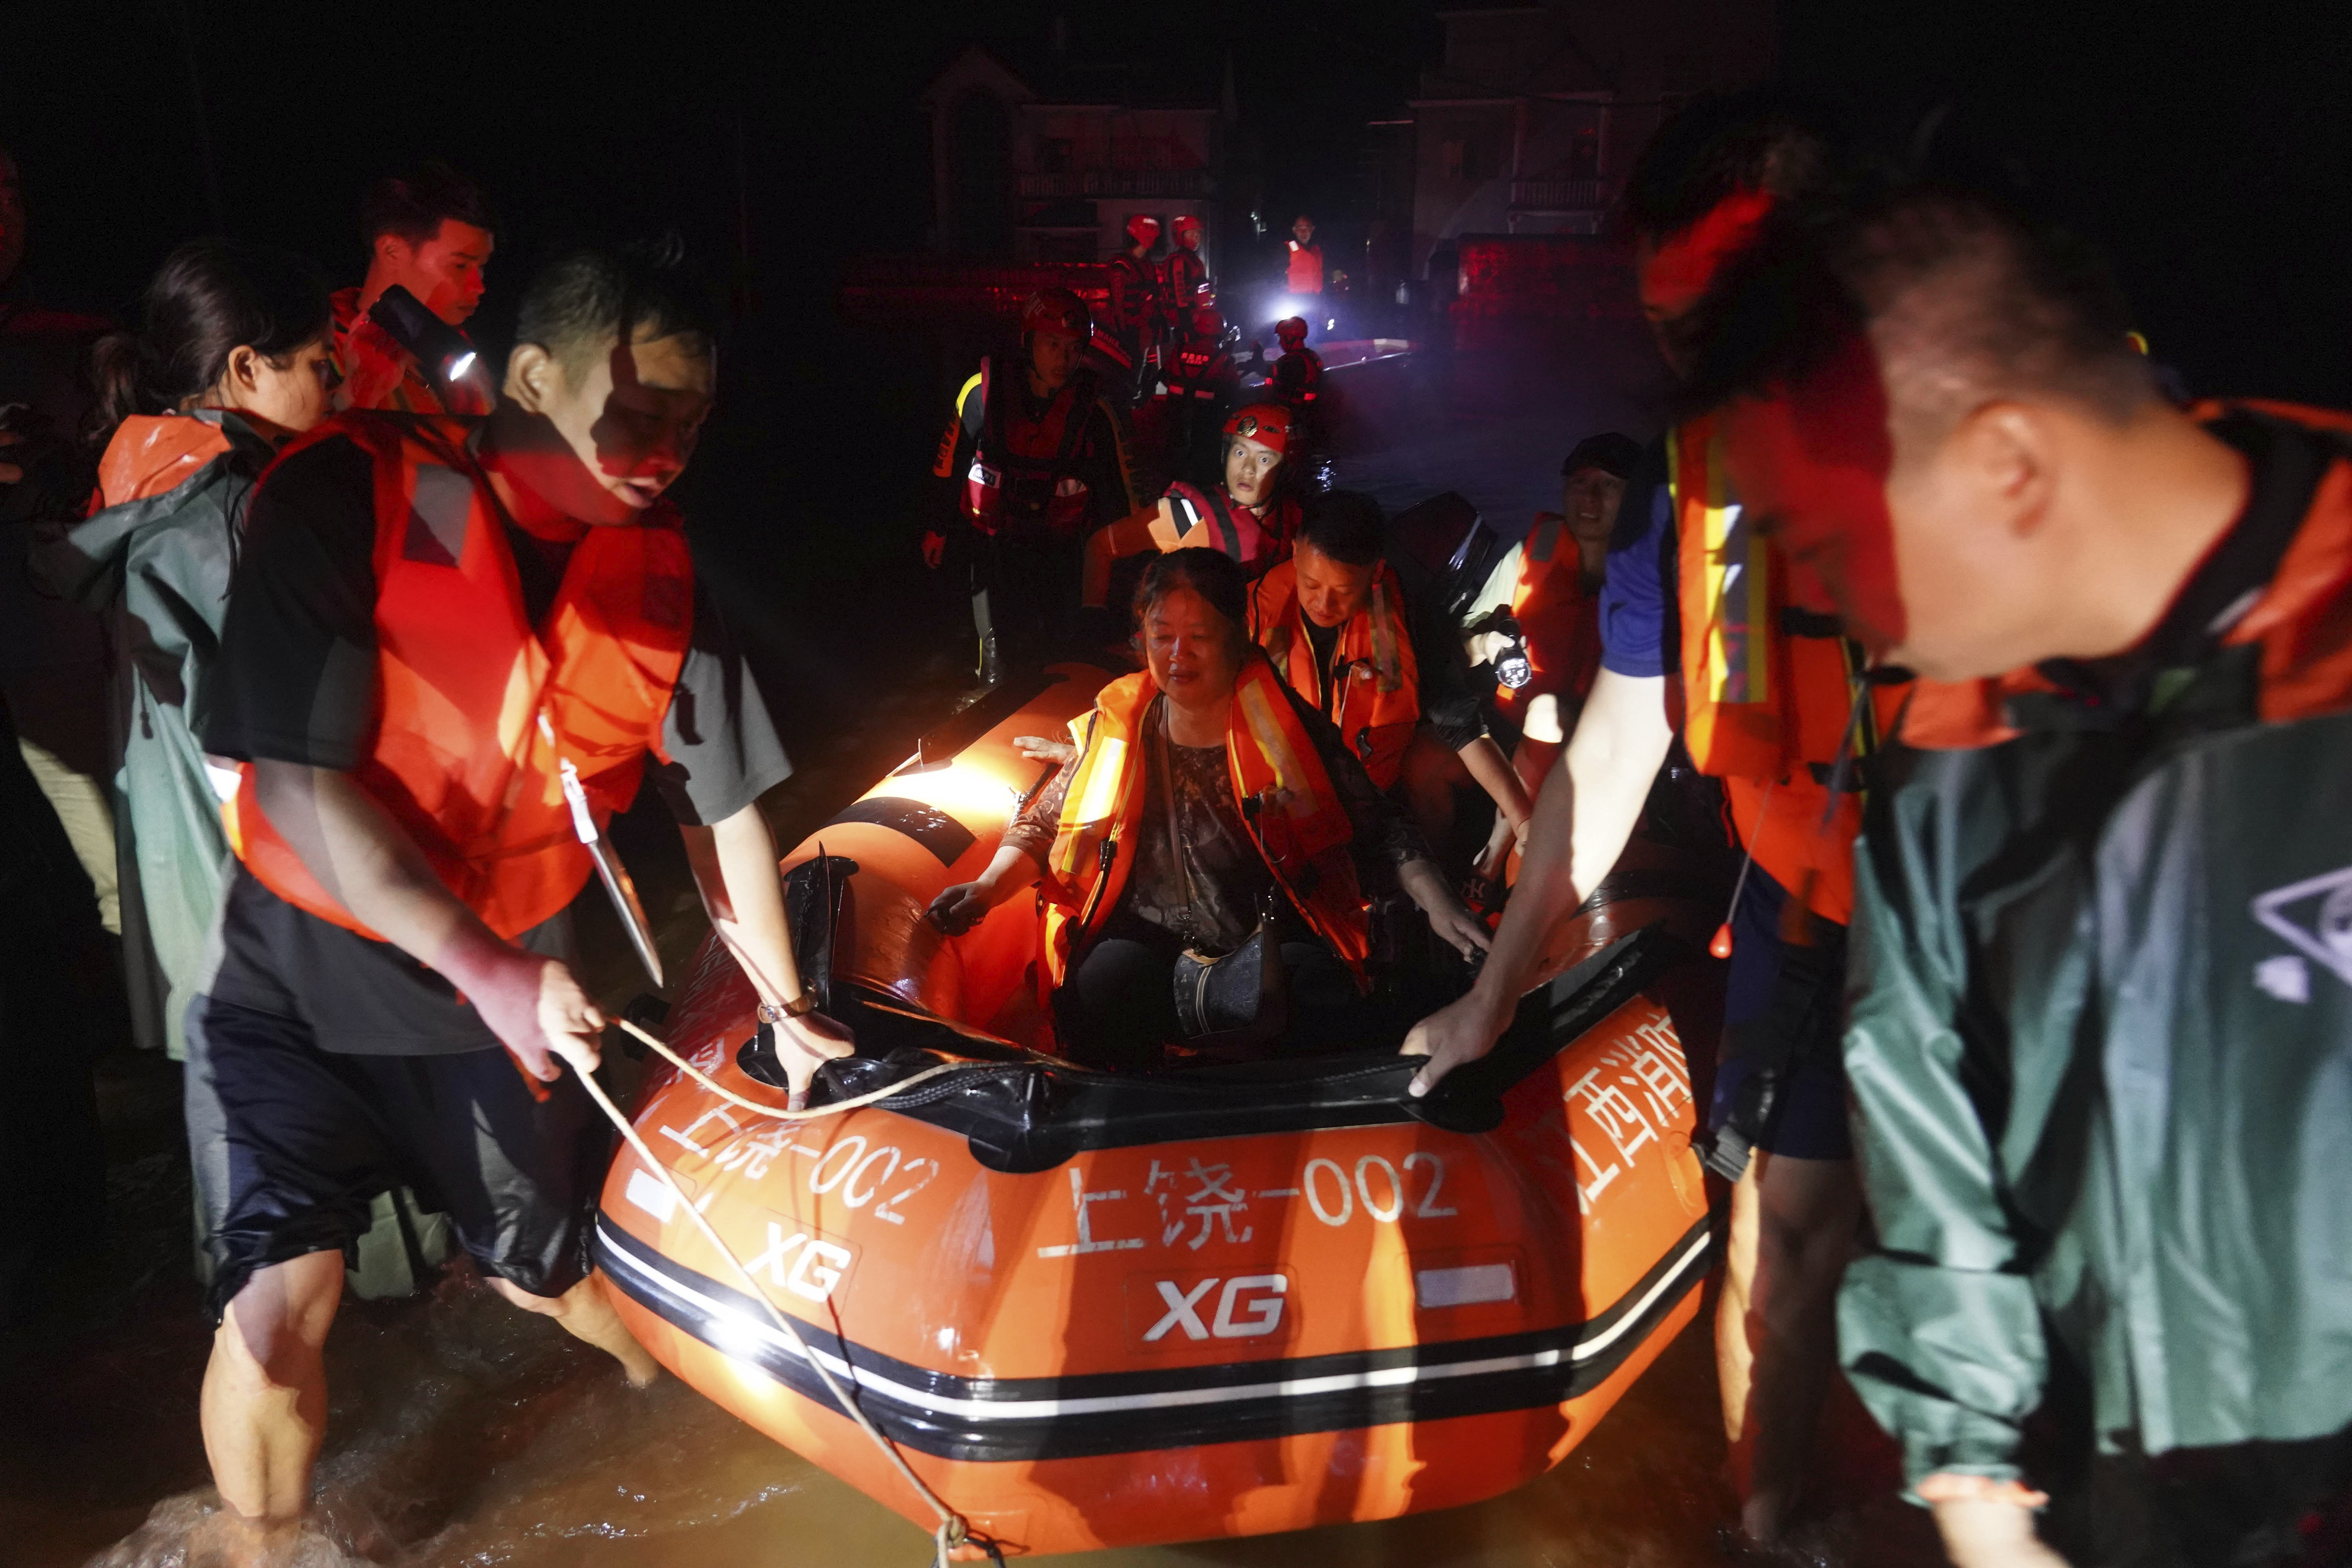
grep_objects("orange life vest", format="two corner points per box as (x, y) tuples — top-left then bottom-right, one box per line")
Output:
(1285, 240), (1324, 295)
(1670, 414), (1907, 925)
(1042, 657), (1371, 991)
(1494, 512), (1603, 721)
(222, 412), (693, 941)
(1251, 558), (1420, 789)
(1900, 400), (2352, 750)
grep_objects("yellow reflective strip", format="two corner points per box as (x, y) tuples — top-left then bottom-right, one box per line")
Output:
(1702, 434), (1768, 707)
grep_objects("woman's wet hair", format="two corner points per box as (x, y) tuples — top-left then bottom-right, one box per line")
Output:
(514, 234), (721, 374)
(1295, 489), (1387, 567)
(87, 238), (331, 440)
(1134, 546), (1251, 651)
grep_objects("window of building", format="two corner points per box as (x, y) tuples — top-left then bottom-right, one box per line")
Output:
(1041, 137), (1075, 174)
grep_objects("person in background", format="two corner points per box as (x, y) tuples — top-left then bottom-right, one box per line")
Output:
(1105, 214), (1165, 402)
(334, 160), (497, 415)
(189, 241), (850, 1557)
(45, 241), (336, 1066)
(928, 548), (1485, 1072)
(1250, 490), (1419, 789)
(926, 288), (1142, 682)
(1285, 215), (1324, 297)
(0, 140), (120, 955)
(1399, 94), (1898, 1547)
(1686, 172), (2352, 1568)
(1161, 215), (1209, 338)
(1270, 316), (1323, 411)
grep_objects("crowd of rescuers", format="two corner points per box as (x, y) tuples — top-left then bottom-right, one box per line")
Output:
(0, 149), (858, 1554)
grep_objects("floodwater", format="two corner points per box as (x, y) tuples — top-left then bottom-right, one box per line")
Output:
(10, 315), (1947, 1568)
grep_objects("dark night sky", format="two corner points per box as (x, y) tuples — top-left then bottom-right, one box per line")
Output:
(7, 0), (2348, 735)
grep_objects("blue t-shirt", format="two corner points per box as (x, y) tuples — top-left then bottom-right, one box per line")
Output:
(1597, 436), (1676, 679)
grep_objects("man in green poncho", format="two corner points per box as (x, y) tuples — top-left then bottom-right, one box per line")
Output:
(1682, 176), (2352, 1564)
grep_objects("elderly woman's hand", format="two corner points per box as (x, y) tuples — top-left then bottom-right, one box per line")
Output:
(1014, 735), (1078, 766)
(927, 882), (994, 935)
(1398, 857), (1493, 961)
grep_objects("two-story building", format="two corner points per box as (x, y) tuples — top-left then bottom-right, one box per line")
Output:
(1407, 1), (1775, 279)
(920, 41), (1230, 270)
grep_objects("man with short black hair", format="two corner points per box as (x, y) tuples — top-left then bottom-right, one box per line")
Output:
(335, 160), (497, 414)
(192, 240), (849, 1555)
(1250, 490), (1419, 787)
(1688, 176), (2352, 1568)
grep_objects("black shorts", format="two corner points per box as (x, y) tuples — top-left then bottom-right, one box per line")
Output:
(195, 996), (610, 1321)
(1706, 862), (1853, 1164)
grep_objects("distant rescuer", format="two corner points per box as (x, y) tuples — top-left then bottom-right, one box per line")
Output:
(335, 160), (497, 414)
(1398, 94), (1900, 1547)
(1285, 214), (1324, 296)
(1682, 178), (2352, 1568)
(926, 287), (1142, 681)
(191, 242), (851, 1554)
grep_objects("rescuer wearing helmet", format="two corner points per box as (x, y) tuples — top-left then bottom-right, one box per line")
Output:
(926, 287), (1143, 681)
(334, 161), (497, 415)
(1400, 94), (1902, 1547)
(189, 241), (851, 1555)
(1153, 304), (1245, 479)
(1687, 171), (2352, 1568)
(1082, 399), (1302, 614)
(1270, 316), (1325, 413)
(1285, 214), (1325, 296)
(1250, 489), (1420, 788)
(1162, 214), (1210, 338)
(1105, 213), (1166, 401)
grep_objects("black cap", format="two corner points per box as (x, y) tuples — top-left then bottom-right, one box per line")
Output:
(1561, 432), (1642, 480)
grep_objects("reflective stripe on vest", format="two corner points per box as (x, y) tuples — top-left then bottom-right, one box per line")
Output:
(1043, 659), (1370, 991)
(223, 412), (691, 941)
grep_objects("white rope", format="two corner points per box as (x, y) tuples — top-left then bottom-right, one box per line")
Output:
(617, 1016), (965, 1120)
(585, 1021), (984, 1565)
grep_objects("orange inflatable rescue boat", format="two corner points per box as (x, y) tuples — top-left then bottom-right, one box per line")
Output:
(595, 663), (1724, 1557)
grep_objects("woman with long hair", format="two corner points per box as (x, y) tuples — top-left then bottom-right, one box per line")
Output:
(43, 238), (335, 1060)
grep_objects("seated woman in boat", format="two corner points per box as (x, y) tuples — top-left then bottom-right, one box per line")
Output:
(929, 548), (1488, 1072)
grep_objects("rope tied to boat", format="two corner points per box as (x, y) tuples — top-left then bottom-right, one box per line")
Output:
(579, 1019), (998, 1566)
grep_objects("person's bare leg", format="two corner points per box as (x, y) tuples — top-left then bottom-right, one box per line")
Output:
(201, 1249), (345, 1550)
(491, 1271), (659, 1387)
(1716, 1157), (1762, 1445)
(1725, 1150), (1864, 1543)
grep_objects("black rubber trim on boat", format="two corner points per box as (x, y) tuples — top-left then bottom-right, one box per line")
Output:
(822, 798), (978, 866)
(593, 1211), (1712, 1463)
(733, 928), (1681, 1174)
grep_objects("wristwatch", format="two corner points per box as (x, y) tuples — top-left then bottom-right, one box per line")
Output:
(757, 993), (818, 1024)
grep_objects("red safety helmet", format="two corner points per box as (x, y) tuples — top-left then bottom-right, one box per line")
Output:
(1222, 401), (1292, 456)
(1125, 213), (1162, 246)
(1022, 287), (1092, 341)
(1172, 214), (1203, 238)
(1276, 316), (1309, 348)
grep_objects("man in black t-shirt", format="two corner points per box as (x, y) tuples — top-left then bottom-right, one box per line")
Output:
(191, 243), (850, 1555)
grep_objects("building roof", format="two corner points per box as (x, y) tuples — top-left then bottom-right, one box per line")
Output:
(922, 41), (1227, 115)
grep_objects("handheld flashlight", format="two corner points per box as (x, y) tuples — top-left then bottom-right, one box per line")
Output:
(368, 284), (480, 390)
